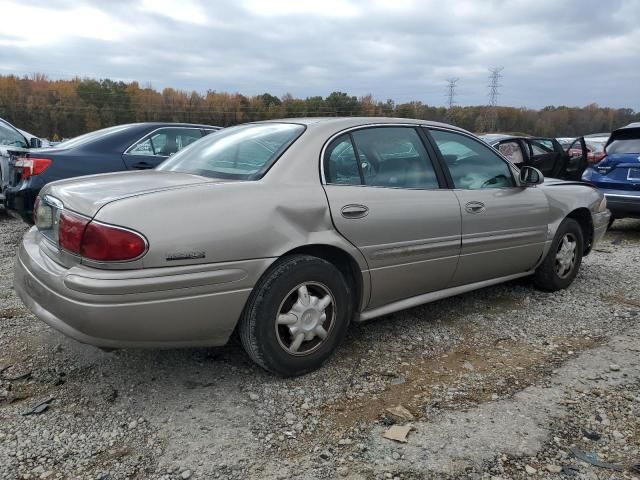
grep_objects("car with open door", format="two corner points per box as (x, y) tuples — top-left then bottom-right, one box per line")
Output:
(14, 118), (610, 376)
(4, 122), (220, 222)
(582, 123), (640, 224)
(481, 134), (588, 180)
(0, 117), (48, 209)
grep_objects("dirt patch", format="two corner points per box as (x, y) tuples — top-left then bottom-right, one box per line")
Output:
(321, 334), (602, 436)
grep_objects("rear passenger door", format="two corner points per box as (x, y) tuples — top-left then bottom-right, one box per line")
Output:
(122, 127), (204, 169)
(322, 126), (462, 309)
(427, 128), (549, 286)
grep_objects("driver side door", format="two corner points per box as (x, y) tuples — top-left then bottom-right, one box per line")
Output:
(427, 128), (549, 286)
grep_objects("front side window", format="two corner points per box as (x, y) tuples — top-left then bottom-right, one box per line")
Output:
(430, 129), (515, 190)
(0, 121), (28, 148)
(129, 128), (203, 156)
(157, 123), (305, 180)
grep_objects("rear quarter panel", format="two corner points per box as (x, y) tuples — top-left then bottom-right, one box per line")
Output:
(92, 180), (369, 272)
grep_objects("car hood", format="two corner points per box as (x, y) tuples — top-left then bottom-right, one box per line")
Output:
(41, 170), (220, 218)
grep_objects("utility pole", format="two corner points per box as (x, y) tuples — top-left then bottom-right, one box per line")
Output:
(486, 67), (504, 132)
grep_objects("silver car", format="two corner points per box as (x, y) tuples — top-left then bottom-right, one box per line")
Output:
(14, 118), (610, 376)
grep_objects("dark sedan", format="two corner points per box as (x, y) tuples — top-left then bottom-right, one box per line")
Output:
(5, 122), (220, 222)
(481, 134), (588, 180)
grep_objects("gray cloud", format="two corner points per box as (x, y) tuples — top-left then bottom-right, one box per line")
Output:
(0, 0), (638, 108)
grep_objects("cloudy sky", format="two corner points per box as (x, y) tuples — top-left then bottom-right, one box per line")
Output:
(0, 0), (638, 109)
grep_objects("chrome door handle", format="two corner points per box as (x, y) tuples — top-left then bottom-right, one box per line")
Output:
(341, 204), (369, 219)
(465, 201), (486, 214)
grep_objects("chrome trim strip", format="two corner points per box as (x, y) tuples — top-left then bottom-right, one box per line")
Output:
(604, 193), (640, 199)
(369, 238), (460, 260)
(357, 270), (534, 322)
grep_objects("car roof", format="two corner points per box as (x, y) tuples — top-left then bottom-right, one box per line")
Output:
(257, 116), (468, 131)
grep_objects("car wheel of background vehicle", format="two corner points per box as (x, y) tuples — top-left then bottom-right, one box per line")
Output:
(238, 254), (352, 376)
(533, 218), (584, 291)
(607, 216), (615, 230)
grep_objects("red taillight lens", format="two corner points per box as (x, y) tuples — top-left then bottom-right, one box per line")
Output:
(58, 210), (89, 254)
(81, 222), (147, 261)
(15, 157), (52, 179)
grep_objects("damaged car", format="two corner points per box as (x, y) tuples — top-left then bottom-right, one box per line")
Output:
(15, 118), (610, 376)
(482, 134), (589, 180)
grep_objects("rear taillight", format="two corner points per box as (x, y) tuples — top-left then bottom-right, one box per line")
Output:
(15, 157), (52, 179)
(58, 210), (89, 254)
(56, 211), (147, 261)
(81, 222), (147, 261)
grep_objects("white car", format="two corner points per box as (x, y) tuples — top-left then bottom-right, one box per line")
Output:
(0, 118), (49, 207)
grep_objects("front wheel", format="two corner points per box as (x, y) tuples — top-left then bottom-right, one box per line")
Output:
(533, 218), (584, 291)
(238, 255), (352, 376)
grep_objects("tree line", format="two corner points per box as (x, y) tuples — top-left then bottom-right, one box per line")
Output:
(0, 74), (637, 141)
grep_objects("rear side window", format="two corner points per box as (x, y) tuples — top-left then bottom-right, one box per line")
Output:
(430, 129), (515, 189)
(325, 135), (361, 185)
(129, 128), (203, 156)
(325, 127), (440, 189)
(158, 123), (305, 180)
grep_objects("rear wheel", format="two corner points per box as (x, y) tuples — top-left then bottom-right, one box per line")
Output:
(239, 255), (352, 376)
(533, 218), (584, 291)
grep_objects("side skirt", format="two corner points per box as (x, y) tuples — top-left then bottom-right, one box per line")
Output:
(356, 270), (534, 322)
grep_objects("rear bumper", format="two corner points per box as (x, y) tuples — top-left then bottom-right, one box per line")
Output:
(14, 228), (272, 348)
(591, 210), (610, 249)
(5, 178), (41, 223)
(603, 191), (640, 218)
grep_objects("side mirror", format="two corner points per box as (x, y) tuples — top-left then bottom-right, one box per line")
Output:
(519, 166), (544, 186)
(29, 137), (42, 149)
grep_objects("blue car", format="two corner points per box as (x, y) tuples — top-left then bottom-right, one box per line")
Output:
(5, 122), (220, 223)
(582, 123), (640, 225)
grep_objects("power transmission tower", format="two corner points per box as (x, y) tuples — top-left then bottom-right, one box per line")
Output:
(485, 67), (504, 132)
(445, 78), (459, 124)
(445, 78), (459, 109)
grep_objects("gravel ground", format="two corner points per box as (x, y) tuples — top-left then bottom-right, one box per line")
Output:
(1, 211), (639, 480)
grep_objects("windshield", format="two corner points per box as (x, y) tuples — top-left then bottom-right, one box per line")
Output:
(55, 124), (133, 149)
(607, 138), (640, 155)
(157, 123), (305, 180)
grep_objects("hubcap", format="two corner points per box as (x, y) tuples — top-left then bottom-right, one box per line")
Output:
(555, 233), (577, 279)
(275, 282), (336, 356)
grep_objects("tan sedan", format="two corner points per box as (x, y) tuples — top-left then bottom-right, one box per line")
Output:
(14, 118), (610, 375)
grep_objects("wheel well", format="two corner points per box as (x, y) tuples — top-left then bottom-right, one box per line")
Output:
(567, 208), (593, 254)
(283, 245), (364, 313)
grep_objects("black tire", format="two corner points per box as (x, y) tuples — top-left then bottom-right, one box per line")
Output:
(238, 254), (352, 376)
(607, 216), (615, 230)
(533, 218), (584, 291)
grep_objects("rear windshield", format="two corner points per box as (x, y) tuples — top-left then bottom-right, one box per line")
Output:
(157, 123), (305, 180)
(55, 124), (134, 149)
(607, 138), (640, 154)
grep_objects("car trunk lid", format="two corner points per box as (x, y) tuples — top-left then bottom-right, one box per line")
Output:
(40, 170), (212, 218)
